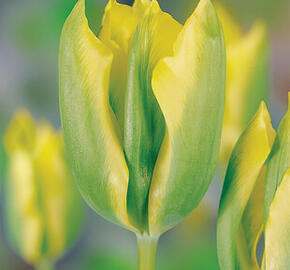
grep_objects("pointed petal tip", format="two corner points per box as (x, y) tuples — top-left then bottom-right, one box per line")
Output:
(193, 0), (222, 38)
(259, 100), (267, 113)
(196, 0), (214, 15)
(75, 0), (85, 10)
(257, 100), (269, 120)
(256, 101), (276, 149)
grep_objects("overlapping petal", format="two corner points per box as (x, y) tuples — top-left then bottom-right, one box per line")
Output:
(264, 169), (290, 270)
(59, 0), (226, 237)
(59, 0), (132, 229)
(264, 92), (290, 223)
(217, 102), (275, 270)
(98, 0), (151, 131)
(123, 0), (182, 231)
(149, 0), (225, 235)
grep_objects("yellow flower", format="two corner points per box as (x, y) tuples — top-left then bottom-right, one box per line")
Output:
(217, 5), (269, 164)
(3, 110), (84, 268)
(59, 0), (226, 268)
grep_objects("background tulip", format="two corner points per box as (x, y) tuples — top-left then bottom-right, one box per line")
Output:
(216, 5), (269, 165)
(3, 110), (84, 270)
(59, 0), (225, 268)
(217, 93), (290, 270)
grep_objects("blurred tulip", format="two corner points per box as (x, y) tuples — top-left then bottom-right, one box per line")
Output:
(217, 5), (269, 164)
(3, 110), (84, 270)
(59, 0), (225, 268)
(217, 93), (290, 270)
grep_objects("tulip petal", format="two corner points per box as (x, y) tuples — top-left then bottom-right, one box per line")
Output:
(59, 0), (131, 229)
(265, 169), (290, 270)
(217, 102), (275, 270)
(33, 125), (84, 260)
(3, 112), (42, 263)
(220, 22), (268, 163)
(3, 110), (36, 155)
(99, 0), (150, 52)
(149, 0), (226, 235)
(123, 0), (181, 232)
(237, 165), (266, 269)
(215, 4), (242, 46)
(99, 0), (151, 132)
(264, 92), (290, 223)
(5, 150), (43, 264)
(241, 23), (268, 127)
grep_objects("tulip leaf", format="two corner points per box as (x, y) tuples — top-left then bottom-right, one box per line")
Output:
(148, 0), (226, 235)
(264, 168), (290, 270)
(264, 93), (290, 224)
(59, 0), (132, 229)
(124, 1), (181, 232)
(217, 103), (275, 270)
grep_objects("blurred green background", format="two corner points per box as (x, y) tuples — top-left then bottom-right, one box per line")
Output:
(0, 0), (289, 269)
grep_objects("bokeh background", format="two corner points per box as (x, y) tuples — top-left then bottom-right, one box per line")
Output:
(0, 0), (289, 269)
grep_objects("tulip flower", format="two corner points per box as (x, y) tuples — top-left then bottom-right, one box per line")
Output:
(216, 5), (269, 164)
(3, 110), (84, 270)
(217, 93), (290, 270)
(59, 0), (225, 268)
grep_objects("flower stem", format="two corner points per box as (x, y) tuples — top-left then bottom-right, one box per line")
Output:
(137, 233), (159, 270)
(35, 260), (55, 270)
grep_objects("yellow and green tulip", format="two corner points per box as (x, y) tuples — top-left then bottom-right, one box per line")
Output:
(59, 0), (225, 268)
(217, 5), (269, 164)
(3, 110), (84, 270)
(217, 93), (290, 270)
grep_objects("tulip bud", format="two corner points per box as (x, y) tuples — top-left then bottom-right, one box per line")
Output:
(59, 0), (225, 268)
(264, 92), (290, 269)
(3, 110), (84, 268)
(217, 93), (290, 270)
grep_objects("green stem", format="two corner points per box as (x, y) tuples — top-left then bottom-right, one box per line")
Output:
(35, 260), (55, 270)
(137, 233), (159, 270)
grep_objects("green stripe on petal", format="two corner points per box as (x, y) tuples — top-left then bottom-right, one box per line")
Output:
(59, 0), (132, 229)
(124, 0), (181, 232)
(217, 102), (275, 270)
(264, 92), (290, 224)
(99, 0), (152, 134)
(99, 0), (140, 132)
(149, 0), (226, 235)
(265, 169), (290, 270)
